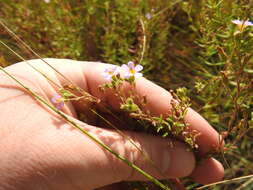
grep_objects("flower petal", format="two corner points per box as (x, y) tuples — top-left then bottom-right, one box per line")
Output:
(121, 64), (129, 71)
(124, 72), (132, 79)
(56, 102), (64, 110)
(232, 19), (242, 25)
(105, 75), (112, 80)
(51, 94), (61, 103)
(145, 13), (152, 20)
(127, 61), (135, 69)
(51, 97), (56, 103)
(135, 64), (143, 72)
(113, 66), (120, 75)
(102, 72), (109, 77)
(245, 21), (253, 26)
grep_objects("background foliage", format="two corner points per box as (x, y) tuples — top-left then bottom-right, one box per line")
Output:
(0, 0), (253, 189)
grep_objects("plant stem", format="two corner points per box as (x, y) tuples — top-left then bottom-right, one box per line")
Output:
(0, 65), (171, 190)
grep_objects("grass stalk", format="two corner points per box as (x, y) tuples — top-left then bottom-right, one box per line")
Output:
(0, 65), (171, 190)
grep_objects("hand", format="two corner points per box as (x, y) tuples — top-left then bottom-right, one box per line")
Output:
(0, 59), (224, 190)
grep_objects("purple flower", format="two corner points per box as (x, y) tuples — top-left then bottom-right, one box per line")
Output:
(232, 19), (253, 31)
(51, 94), (64, 110)
(145, 13), (152, 20)
(102, 65), (120, 80)
(121, 61), (143, 79)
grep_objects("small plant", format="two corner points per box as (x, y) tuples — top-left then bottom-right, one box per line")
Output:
(1, 0), (253, 189)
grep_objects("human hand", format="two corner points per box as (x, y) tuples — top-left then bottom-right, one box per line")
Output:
(0, 59), (224, 190)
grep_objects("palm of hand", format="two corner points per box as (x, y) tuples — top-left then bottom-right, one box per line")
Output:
(0, 59), (224, 190)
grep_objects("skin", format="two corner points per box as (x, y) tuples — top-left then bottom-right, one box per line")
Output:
(0, 59), (224, 190)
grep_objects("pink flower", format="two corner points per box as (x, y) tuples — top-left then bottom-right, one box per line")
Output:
(102, 65), (120, 80)
(51, 94), (64, 110)
(121, 61), (143, 79)
(232, 19), (253, 31)
(145, 13), (152, 20)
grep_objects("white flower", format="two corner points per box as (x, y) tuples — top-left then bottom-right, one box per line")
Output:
(121, 61), (143, 79)
(232, 19), (253, 31)
(44, 0), (50, 3)
(145, 13), (152, 20)
(102, 65), (120, 80)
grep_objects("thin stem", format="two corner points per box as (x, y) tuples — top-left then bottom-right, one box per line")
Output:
(0, 19), (77, 87)
(0, 65), (171, 190)
(0, 40), (61, 88)
(91, 109), (163, 174)
(196, 174), (253, 190)
(139, 18), (146, 65)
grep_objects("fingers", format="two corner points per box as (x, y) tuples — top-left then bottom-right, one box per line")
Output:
(10, 59), (224, 185)
(11, 59), (221, 154)
(38, 59), (223, 184)
(80, 62), (224, 184)
(77, 125), (222, 186)
(81, 62), (221, 154)
(54, 120), (196, 188)
(9, 59), (222, 154)
(190, 158), (224, 184)
(184, 108), (223, 155)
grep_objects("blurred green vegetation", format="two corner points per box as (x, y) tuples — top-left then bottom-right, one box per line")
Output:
(1, 0), (253, 189)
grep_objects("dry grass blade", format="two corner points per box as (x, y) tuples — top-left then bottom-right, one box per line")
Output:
(196, 174), (253, 189)
(0, 64), (171, 190)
